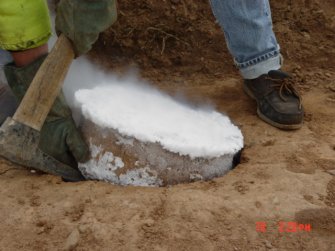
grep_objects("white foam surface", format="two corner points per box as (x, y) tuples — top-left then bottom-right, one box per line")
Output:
(75, 80), (243, 159)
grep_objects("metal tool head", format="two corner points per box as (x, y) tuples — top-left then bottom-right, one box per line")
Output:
(0, 117), (85, 182)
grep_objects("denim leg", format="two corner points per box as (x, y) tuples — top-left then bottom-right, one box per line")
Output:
(0, 50), (17, 125)
(209, 0), (282, 79)
(0, 49), (12, 83)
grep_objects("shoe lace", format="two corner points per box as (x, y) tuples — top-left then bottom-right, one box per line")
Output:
(266, 75), (303, 110)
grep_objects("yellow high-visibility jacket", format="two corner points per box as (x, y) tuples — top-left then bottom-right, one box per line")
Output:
(0, 0), (51, 51)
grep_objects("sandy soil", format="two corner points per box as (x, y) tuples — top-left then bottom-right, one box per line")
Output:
(1, 0), (335, 250)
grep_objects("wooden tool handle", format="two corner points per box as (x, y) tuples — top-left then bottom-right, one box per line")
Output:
(13, 34), (75, 131)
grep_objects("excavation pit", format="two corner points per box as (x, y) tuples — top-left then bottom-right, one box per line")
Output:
(75, 82), (244, 186)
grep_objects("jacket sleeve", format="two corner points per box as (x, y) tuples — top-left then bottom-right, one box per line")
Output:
(0, 0), (52, 51)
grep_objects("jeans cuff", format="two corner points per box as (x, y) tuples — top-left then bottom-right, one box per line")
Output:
(236, 51), (283, 79)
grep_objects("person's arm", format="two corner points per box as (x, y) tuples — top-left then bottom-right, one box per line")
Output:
(11, 45), (48, 67)
(0, 0), (118, 171)
(0, 0), (51, 67)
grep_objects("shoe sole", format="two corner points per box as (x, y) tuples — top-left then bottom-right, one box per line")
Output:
(243, 83), (302, 130)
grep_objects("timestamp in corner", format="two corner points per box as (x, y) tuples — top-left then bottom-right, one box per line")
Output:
(256, 221), (312, 233)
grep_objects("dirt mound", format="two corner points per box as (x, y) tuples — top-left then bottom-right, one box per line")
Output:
(1, 0), (335, 250)
(92, 0), (335, 81)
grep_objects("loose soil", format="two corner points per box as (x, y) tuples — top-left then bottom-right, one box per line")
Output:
(1, 0), (335, 250)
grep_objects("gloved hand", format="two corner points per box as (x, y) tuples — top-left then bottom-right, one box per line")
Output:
(56, 0), (118, 56)
(4, 55), (89, 168)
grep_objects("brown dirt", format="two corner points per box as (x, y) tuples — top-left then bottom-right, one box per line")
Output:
(1, 0), (335, 250)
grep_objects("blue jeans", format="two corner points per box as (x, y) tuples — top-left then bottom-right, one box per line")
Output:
(209, 0), (282, 79)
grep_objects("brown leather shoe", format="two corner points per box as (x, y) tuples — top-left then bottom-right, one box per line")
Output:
(243, 70), (304, 130)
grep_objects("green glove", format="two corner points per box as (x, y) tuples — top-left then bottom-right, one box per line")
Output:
(55, 0), (118, 56)
(4, 55), (89, 168)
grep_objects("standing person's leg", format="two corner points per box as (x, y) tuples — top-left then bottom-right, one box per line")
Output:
(210, 0), (281, 79)
(209, 0), (303, 130)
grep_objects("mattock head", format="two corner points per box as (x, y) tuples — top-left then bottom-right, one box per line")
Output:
(0, 117), (85, 182)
